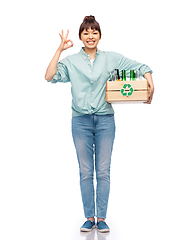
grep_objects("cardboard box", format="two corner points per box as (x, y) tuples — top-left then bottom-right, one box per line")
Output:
(106, 80), (149, 103)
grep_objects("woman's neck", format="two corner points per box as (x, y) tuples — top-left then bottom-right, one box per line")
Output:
(84, 47), (97, 60)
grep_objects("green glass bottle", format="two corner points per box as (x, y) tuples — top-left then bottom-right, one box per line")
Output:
(130, 70), (135, 81)
(122, 70), (126, 81)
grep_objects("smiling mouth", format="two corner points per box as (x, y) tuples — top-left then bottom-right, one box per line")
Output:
(87, 40), (95, 45)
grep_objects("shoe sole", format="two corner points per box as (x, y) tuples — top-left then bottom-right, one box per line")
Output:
(80, 225), (96, 232)
(97, 227), (110, 233)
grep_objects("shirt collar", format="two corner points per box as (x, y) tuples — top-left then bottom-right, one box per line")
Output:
(80, 47), (100, 59)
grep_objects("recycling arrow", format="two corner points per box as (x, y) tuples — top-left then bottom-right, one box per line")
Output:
(120, 83), (134, 97)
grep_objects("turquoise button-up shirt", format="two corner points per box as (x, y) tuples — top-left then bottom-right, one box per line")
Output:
(49, 47), (153, 117)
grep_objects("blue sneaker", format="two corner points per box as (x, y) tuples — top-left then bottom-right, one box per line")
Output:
(80, 220), (96, 232)
(97, 221), (110, 233)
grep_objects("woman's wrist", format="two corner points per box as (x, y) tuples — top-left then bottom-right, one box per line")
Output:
(56, 46), (63, 55)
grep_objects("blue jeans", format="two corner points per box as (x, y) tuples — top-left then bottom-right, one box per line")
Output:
(72, 114), (116, 219)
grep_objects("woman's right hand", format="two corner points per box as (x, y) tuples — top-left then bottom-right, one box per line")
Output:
(58, 29), (74, 52)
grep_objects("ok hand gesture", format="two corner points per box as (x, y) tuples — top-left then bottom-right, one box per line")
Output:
(58, 29), (74, 52)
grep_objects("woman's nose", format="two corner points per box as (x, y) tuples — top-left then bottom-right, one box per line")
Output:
(89, 33), (93, 38)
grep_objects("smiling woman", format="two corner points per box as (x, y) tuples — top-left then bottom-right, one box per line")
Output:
(79, 16), (102, 59)
(79, 16), (102, 39)
(80, 28), (101, 59)
(44, 14), (154, 233)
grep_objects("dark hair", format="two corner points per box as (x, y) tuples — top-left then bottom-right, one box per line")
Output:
(79, 15), (101, 40)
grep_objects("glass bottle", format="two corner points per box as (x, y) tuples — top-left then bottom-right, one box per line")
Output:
(122, 70), (126, 81)
(115, 69), (121, 81)
(130, 70), (135, 81)
(136, 70), (142, 80)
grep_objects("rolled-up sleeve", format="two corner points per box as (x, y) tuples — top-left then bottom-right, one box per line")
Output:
(117, 53), (153, 77)
(50, 61), (70, 83)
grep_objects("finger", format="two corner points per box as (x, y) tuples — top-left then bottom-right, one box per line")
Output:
(146, 88), (153, 102)
(59, 30), (64, 39)
(144, 100), (151, 104)
(66, 39), (73, 44)
(65, 29), (69, 40)
(143, 94), (151, 104)
(147, 94), (152, 104)
(66, 40), (74, 48)
(59, 33), (63, 40)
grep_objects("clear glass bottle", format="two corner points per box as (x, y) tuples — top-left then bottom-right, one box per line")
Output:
(115, 69), (121, 81)
(136, 70), (142, 80)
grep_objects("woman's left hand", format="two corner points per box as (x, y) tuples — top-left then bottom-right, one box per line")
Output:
(144, 84), (154, 104)
(143, 72), (154, 104)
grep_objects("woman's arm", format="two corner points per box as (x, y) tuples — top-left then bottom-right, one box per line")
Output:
(144, 72), (154, 104)
(45, 30), (73, 81)
(45, 48), (62, 81)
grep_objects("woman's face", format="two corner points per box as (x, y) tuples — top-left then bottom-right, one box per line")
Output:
(80, 27), (101, 50)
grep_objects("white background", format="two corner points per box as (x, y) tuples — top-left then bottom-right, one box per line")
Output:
(0, 0), (188, 239)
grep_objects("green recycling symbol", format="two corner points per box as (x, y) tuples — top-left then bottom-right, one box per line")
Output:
(120, 83), (134, 97)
